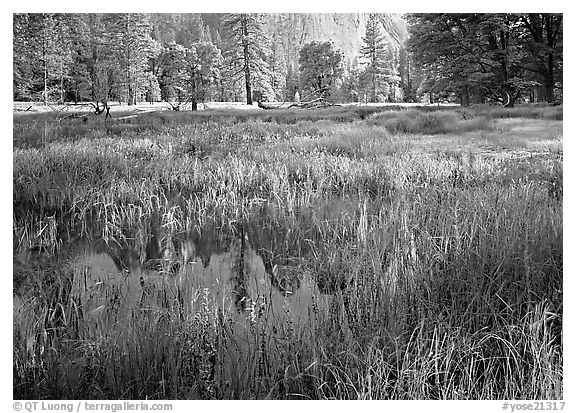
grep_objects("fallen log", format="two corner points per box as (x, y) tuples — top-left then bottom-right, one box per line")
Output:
(258, 101), (291, 110)
(298, 97), (326, 108)
(257, 96), (337, 110)
(63, 113), (88, 120)
(115, 114), (139, 121)
(14, 105), (35, 112)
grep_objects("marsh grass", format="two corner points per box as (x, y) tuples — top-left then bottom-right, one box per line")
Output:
(14, 104), (562, 150)
(367, 109), (497, 135)
(13, 106), (562, 399)
(13, 105), (400, 147)
(472, 104), (563, 121)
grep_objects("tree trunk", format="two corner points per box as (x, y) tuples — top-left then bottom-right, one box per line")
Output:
(192, 77), (198, 111)
(241, 17), (253, 105)
(44, 67), (48, 105)
(460, 92), (470, 107)
(543, 14), (559, 103)
(542, 53), (555, 102)
(542, 80), (554, 103)
(475, 89), (485, 104)
(522, 14), (561, 103)
(406, 54), (411, 99)
(43, 39), (48, 106)
(371, 69), (376, 103)
(59, 61), (64, 103)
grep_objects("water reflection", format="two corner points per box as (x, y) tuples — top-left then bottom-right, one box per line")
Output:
(64, 223), (333, 341)
(14, 197), (382, 365)
(13, 116), (162, 149)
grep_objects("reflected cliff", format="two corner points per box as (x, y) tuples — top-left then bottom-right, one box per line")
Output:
(49, 219), (335, 341)
(14, 197), (382, 349)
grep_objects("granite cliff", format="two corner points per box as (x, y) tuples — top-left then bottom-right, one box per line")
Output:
(203, 13), (408, 71)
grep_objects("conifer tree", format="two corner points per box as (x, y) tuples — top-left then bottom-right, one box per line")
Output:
(13, 14), (34, 99)
(102, 13), (154, 105)
(222, 13), (270, 104)
(267, 32), (286, 101)
(13, 14), (72, 103)
(175, 14), (207, 46)
(63, 14), (92, 102)
(359, 13), (390, 102)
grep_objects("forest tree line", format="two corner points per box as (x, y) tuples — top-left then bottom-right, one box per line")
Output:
(408, 13), (563, 106)
(13, 13), (562, 108)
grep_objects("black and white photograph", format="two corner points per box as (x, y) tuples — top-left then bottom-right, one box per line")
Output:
(11, 8), (564, 405)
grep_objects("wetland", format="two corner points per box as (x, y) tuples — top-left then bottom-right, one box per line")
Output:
(13, 105), (563, 399)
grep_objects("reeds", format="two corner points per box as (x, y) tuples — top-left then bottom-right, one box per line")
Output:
(13, 106), (562, 399)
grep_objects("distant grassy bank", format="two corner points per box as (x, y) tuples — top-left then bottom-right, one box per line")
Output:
(13, 105), (562, 399)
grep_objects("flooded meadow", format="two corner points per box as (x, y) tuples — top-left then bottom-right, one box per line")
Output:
(13, 106), (563, 399)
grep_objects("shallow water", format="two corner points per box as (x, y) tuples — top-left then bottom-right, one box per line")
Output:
(13, 117), (161, 149)
(13, 219), (340, 353)
(77, 234), (329, 333)
(13, 194), (390, 387)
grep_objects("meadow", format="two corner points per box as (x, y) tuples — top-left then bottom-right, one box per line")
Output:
(13, 104), (563, 399)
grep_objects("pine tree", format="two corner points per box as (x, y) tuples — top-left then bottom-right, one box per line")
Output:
(13, 14), (33, 100)
(149, 14), (178, 44)
(145, 72), (161, 104)
(385, 46), (402, 102)
(63, 14), (92, 102)
(52, 14), (75, 103)
(13, 14), (73, 103)
(222, 13), (270, 104)
(86, 14), (114, 104)
(266, 32), (286, 101)
(209, 28), (229, 102)
(102, 13), (154, 105)
(175, 14), (207, 46)
(359, 13), (390, 102)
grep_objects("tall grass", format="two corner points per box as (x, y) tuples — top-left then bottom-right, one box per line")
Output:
(366, 109), (495, 135)
(472, 104), (563, 121)
(13, 106), (562, 399)
(14, 104), (562, 150)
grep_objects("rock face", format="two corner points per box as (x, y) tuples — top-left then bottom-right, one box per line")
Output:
(204, 13), (408, 71)
(266, 13), (407, 69)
